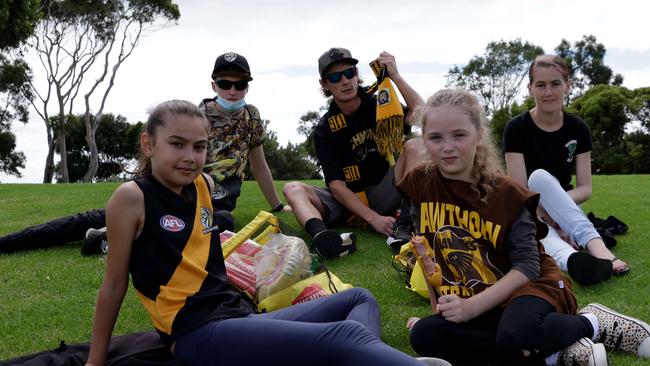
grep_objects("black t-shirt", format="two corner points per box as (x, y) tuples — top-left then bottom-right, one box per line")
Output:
(502, 111), (592, 190)
(314, 92), (409, 193)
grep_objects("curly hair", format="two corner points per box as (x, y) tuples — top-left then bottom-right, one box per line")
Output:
(415, 89), (503, 204)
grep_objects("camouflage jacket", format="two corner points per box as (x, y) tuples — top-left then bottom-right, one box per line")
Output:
(199, 98), (265, 182)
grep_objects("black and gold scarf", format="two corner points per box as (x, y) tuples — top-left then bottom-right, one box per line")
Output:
(367, 59), (405, 167)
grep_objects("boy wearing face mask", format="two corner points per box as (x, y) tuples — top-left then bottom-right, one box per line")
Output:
(199, 52), (289, 215)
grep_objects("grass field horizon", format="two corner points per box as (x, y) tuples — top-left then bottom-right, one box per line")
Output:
(1, 175), (649, 364)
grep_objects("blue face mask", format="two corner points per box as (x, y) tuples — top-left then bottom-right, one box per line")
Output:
(216, 96), (246, 112)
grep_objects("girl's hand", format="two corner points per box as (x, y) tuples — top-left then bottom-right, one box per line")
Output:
(406, 316), (421, 330)
(437, 294), (475, 323)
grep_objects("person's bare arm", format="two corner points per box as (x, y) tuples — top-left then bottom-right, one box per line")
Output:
(86, 182), (143, 365)
(376, 51), (424, 124)
(568, 152), (592, 204)
(504, 152), (528, 188)
(504, 152), (558, 225)
(249, 145), (291, 212)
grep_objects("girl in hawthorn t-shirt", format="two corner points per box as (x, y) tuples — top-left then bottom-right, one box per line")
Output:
(400, 89), (650, 365)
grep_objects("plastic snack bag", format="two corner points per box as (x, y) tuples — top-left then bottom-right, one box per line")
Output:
(255, 233), (313, 301)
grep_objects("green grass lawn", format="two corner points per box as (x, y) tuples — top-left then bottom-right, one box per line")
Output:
(1, 176), (650, 364)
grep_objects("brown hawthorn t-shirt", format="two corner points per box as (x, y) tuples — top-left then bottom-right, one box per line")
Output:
(397, 164), (576, 314)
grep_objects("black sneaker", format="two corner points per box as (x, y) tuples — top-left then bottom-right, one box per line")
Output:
(386, 220), (412, 254)
(81, 227), (108, 256)
(312, 230), (356, 259)
(567, 252), (612, 286)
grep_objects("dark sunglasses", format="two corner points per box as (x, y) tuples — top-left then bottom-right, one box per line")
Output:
(216, 79), (249, 91)
(324, 67), (357, 83)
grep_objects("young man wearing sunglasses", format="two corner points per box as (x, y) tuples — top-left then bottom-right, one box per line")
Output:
(284, 47), (424, 259)
(0, 52), (289, 256)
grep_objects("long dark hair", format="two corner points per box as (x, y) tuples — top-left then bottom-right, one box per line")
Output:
(132, 100), (208, 177)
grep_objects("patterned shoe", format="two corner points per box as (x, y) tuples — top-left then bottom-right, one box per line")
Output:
(557, 337), (607, 366)
(579, 303), (650, 357)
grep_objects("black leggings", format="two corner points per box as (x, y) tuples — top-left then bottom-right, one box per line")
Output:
(410, 295), (593, 365)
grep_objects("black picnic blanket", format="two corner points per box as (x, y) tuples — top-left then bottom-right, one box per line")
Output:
(0, 331), (183, 366)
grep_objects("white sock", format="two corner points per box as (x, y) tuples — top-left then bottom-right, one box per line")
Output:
(581, 313), (600, 341)
(545, 351), (559, 365)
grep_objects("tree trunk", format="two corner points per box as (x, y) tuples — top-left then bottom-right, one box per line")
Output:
(82, 113), (99, 182)
(58, 122), (69, 183)
(42, 141), (56, 183)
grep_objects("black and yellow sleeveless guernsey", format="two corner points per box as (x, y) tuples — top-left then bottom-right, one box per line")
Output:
(130, 174), (254, 346)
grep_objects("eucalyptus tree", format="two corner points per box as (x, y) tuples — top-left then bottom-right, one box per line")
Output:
(28, 0), (179, 182)
(0, 0), (40, 178)
(555, 34), (624, 103)
(446, 39), (543, 116)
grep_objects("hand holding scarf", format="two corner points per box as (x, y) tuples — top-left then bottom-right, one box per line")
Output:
(367, 59), (405, 166)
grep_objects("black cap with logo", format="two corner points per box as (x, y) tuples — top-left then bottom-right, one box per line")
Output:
(211, 52), (253, 81)
(318, 47), (358, 77)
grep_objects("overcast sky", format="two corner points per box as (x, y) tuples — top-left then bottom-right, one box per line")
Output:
(2, 0), (650, 183)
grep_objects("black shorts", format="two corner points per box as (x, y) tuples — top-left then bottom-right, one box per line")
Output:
(314, 168), (401, 225)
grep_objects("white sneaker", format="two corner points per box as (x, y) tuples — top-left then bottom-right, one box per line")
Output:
(557, 337), (607, 366)
(416, 357), (453, 366)
(386, 220), (412, 254)
(81, 227), (108, 255)
(579, 303), (650, 357)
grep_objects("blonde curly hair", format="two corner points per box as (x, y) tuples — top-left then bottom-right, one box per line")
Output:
(415, 89), (503, 204)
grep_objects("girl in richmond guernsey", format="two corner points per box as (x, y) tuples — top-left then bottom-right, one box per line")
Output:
(85, 100), (449, 366)
(398, 89), (650, 365)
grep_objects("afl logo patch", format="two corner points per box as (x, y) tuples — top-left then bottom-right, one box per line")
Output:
(160, 215), (185, 232)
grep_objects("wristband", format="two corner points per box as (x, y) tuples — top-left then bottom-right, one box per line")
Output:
(271, 203), (285, 213)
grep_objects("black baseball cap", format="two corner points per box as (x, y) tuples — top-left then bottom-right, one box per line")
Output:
(211, 52), (253, 81)
(318, 47), (358, 77)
